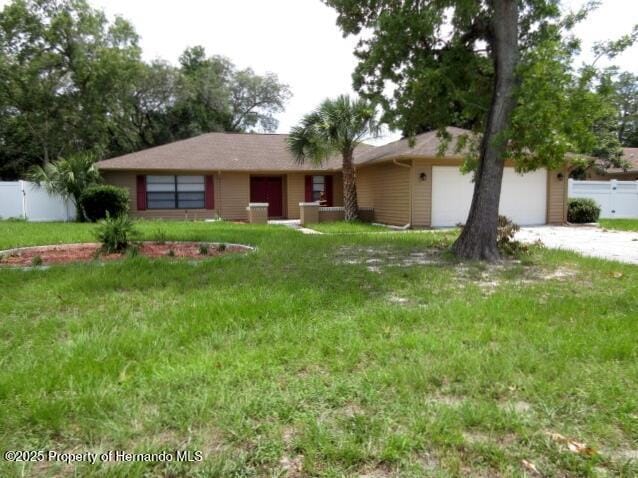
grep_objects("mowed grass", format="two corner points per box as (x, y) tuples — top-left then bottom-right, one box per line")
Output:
(309, 221), (392, 234)
(1, 220), (637, 477)
(599, 218), (638, 232)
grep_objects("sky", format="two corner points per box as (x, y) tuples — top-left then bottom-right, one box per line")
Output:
(2, 0), (637, 145)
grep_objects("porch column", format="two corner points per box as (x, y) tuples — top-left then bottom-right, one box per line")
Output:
(299, 202), (320, 226)
(246, 203), (269, 224)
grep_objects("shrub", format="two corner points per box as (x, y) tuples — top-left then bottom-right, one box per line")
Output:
(568, 198), (600, 223)
(80, 185), (129, 222)
(28, 152), (101, 221)
(31, 255), (43, 267)
(198, 244), (209, 255)
(497, 215), (528, 256)
(95, 213), (136, 253)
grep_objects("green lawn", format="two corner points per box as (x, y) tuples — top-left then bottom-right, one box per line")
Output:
(599, 218), (638, 232)
(309, 221), (393, 234)
(1, 220), (637, 477)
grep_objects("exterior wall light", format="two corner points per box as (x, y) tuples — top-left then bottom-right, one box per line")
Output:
(419, 172), (427, 181)
(557, 172), (564, 181)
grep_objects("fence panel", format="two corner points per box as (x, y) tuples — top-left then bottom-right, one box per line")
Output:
(0, 182), (24, 219)
(569, 179), (638, 219)
(0, 181), (76, 221)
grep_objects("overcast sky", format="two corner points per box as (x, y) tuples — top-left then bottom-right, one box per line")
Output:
(3, 0), (637, 145)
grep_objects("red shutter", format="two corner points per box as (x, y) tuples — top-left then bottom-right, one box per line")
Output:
(325, 175), (333, 207)
(305, 175), (313, 201)
(136, 175), (147, 211)
(205, 175), (214, 209)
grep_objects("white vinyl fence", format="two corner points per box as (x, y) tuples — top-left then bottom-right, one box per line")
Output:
(568, 179), (638, 219)
(0, 181), (76, 221)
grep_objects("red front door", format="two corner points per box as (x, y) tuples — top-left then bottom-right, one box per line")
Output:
(250, 176), (283, 218)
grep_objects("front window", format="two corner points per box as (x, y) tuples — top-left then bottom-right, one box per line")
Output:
(146, 175), (205, 209)
(312, 175), (325, 202)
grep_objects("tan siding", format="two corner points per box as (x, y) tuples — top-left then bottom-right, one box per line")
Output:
(219, 172), (249, 221)
(131, 209), (218, 220)
(286, 173), (305, 219)
(355, 163), (410, 225)
(547, 169), (568, 224)
(411, 161), (433, 227)
(355, 167), (375, 209)
(374, 163), (410, 225)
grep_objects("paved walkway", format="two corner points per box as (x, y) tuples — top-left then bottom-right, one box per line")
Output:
(516, 226), (638, 265)
(268, 219), (321, 234)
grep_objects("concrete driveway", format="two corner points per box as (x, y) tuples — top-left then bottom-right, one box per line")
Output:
(516, 226), (638, 264)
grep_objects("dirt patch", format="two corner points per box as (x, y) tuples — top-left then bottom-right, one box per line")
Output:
(280, 454), (304, 477)
(357, 463), (396, 477)
(427, 394), (466, 407)
(338, 246), (582, 301)
(607, 448), (638, 462)
(0, 241), (252, 267)
(336, 246), (445, 272)
(499, 400), (533, 415)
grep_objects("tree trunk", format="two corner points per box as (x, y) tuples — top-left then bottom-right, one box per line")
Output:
(452, 0), (519, 261)
(342, 150), (359, 220)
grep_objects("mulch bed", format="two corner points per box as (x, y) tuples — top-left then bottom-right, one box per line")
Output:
(0, 242), (250, 267)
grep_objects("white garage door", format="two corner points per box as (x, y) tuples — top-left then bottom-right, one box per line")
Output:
(431, 166), (547, 227)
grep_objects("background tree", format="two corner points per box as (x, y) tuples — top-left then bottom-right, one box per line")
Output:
(324, 0), (636, 260)
(172, 46), (291, 137)
(28, 152), (101, 221)
(612, 71), (638, 147)
(287, 95), (379, 220)
(0, 0), (141, 178)
(0, 1), (292, 179)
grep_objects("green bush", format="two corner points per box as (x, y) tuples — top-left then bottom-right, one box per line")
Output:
(568, 198), (601, 223)
(95, 214), (136, 253)
(80, 185), (129, 222)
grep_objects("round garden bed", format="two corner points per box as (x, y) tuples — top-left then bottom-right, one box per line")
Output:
(0, 241), (253, 268)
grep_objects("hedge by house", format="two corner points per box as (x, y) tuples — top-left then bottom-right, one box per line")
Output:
(568, 198), (601, 224)
(80, 185), (129, 222)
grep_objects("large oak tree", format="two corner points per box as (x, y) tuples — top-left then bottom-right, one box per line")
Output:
(324, 0), (635, 260)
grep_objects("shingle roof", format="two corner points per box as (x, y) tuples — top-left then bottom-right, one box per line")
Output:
(96, 132), (375, 172)
(95, 128), (476, 173)
(354, 127), (473, 165)
(598, 148), (638, 174)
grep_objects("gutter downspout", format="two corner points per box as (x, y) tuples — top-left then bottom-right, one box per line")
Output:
(392, 159), (412, 229)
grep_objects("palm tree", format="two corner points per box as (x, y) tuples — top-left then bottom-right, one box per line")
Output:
(28, 152), (102, 221)
(287, 95), (380, 220)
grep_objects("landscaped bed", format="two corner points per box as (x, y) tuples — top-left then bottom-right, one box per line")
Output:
(0, 220), (636, 477)
(0, 241), (251, 267)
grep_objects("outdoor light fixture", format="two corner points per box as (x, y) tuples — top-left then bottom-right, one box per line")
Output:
(419, 172), (427, 181)
(557, 172), (564, 181)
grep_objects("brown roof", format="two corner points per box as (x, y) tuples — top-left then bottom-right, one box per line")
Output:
(96, 129), (469, 173)
(96, 132), (373, 172)
(355, 127), (474, 165)
(598, 148), (638, 174)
